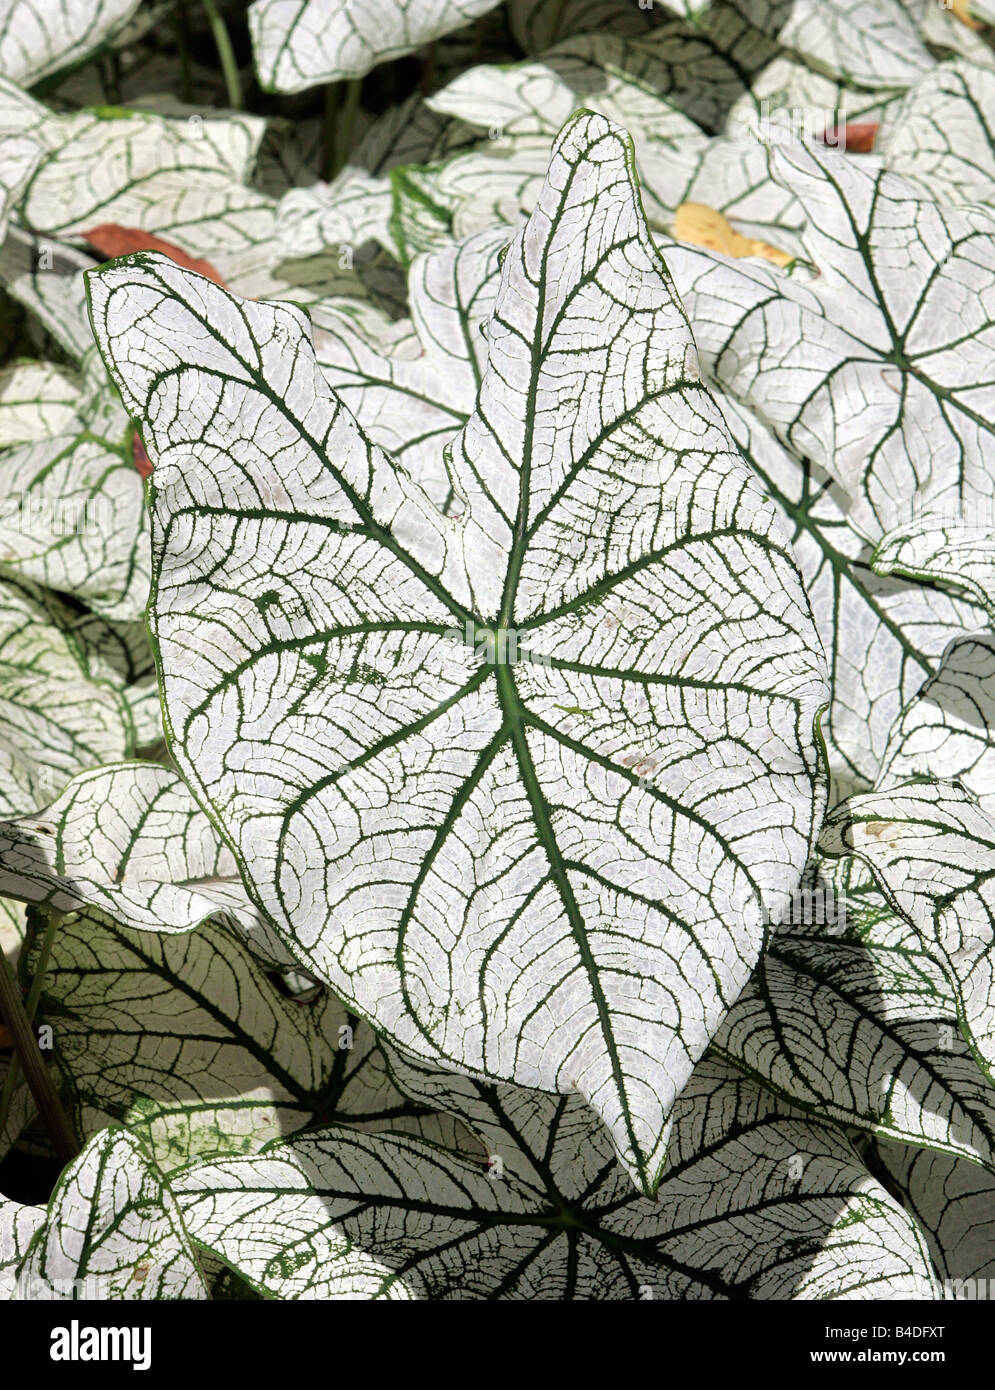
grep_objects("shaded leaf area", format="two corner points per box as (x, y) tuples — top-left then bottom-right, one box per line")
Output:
(169, 1056), (936, 1300)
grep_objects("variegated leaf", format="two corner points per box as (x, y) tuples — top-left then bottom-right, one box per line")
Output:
(27, 906), (475, 1169)
(880, 60), (995, 207)
(89, 112), (829, 1194)
(876, 1141), (995, 1297)
(248, 0), (502, 92)
(0, 762), (288, 960)
(823, 780), (995, 1083)
(15, 1128), (208, 1299)
(665, 142), (995, 542)
(0, 0), (142, 87)
(714, 853), (995, 1172)
(878, 633), (995, 816)
(170, 1056), (937, 1299)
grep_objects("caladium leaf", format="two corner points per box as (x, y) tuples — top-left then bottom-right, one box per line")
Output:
(916, 0), (995, 70)
(390, 126), (806, 266)
(725, 50), (907, 143)
(89, 111), (829, 1195)
(423, 23), (800, 243)
(878, 633), (995, 816)
(822, 780), (995, 1084)
(709, 395), (982, 794)
(13, 104), (303, 301)
(664, 142), (995, 542)
(18, 106), (266, 231)
(873, 519), (995, 624)
(0, 361), (80, 447)
(388, 141), (547, 263)
(0, 763), (289, 961)
(0, 0), (142, 88)
(171, 1057), (937, 1299)
(68, 613), (162, 751)
(16, 1128), (209, 1299)
(713, 855), (995, 1172)
(0, 228), (95, 363)
(313, 225), (506, 509)
(879, 60), (995, 207)
(248, 0), (502, 92)
(875, 1141), (995, 1296)
(507, 0), (663, 52)
(26, 906), (476, 1169)
(276, 167), (398, 266)
(0, 353), (150, 622)
(428, 22), (775, 145)
(0, 118), (41, 246)
(700, 0), (934, 89)
(0, 1196), (43, 1299)
(0, 575), (132, 816)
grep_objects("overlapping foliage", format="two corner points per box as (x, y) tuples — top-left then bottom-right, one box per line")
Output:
(1, 0), (995, 1301)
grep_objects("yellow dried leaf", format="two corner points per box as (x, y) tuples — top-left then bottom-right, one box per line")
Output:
(673, 203), (793, 268)
(949, 0), (984, 28)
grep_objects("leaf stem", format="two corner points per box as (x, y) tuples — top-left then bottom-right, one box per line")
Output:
(172, 0), (194, 104)
(0, 912), (78, 1167)
(201, 0), (243, 110)
(548, 0), (569, 45)
(420, 40), (437, 91)
(321, 81), (340, 182)
(336, 77), (362, 175)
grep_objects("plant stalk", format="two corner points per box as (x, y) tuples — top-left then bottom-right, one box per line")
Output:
(321, 80), (341, 182)
(0, 913), (77, 1167)
(336, 77), (362, 176)
(201, 0), (243, 110)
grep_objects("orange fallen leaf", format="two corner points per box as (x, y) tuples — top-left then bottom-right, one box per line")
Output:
(81, 225), (228, 288)
(82, 228), (233, 478)
(673, 203), (793, 268)
(824, 122), (878, 153)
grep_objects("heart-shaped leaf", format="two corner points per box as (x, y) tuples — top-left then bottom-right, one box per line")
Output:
(88, 112), (829, 1194)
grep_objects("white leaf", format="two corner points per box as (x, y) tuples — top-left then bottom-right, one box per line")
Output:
(874, 518), (995, 624)
(880, 60), (995, 207)
(714, 854), (995, 1171)
(89, 112), (829, 1194)
(0, 0), (142, 87)
(28, 907), (472, 1168)
(878, 634), (995, 817)
(0, 1196), (43, 1300)
(0, 356), (150, 623)
(876, 1141), (995, 1297)
(16, 1128), (209, 1299)
(665, 142), (995, 541)
(823, 780), (995, 1083)
(248, 0), (503, 92)
(0, 361), (81, 447)
(716, 395), (984, 792)
(715, 0), (933, 89)
(171, 1057), (937, 1299)
(0, 576), (132, 816)
(0, 762), (287, 958)
(313, 225), (506, 508)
